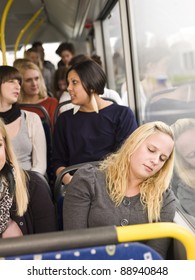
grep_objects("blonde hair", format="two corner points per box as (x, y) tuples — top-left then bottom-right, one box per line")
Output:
(0, 118), (29, 216)
(99, 121), (175, 223)
(16, 61), (47, 101)
(171, 118), (195, 187)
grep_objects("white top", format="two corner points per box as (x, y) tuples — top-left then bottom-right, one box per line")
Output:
(59, 87), (124, 113)
(12, 110), (47, 175)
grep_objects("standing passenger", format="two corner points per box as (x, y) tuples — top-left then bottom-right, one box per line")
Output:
(55, 42), (75, 68)
(53, 60), (137, 184)
(63, 121), (176, 259)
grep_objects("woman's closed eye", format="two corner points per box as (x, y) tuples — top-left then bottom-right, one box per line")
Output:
(160, 156), (167, 162)
(148, 147), (167, 162)
(148, 147), (155, 153)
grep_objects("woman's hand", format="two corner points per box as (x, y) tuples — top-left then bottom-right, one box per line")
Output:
(63, 173), (73, 185)
(2, 219), (23, 238)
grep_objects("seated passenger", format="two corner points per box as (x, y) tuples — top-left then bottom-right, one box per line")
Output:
(63, 121), (176, 259)
(0, 119), (57, 238)
(24, 47), (53, 94)
(53, 59), (138, 184)
(56, 54), (124, 115)
(15, 61), (58, 129)
(0, 65), (47, 176)
(171, 118), (195, 217)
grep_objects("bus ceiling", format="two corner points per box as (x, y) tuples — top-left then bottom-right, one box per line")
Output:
(0, 0), (113, 51)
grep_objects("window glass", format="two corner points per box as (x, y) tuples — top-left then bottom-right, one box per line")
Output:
(130, 0), (195, 221)
(102, 2), (128, 105)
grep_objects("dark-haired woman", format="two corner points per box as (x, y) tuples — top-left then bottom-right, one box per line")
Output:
(53, 60), (138, 184)
(0, 65), (47, 176)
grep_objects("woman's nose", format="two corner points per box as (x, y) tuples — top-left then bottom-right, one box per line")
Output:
(15, 80), (21, 89)
(67, 84), (72, 92)
(150, 155), (159, 165)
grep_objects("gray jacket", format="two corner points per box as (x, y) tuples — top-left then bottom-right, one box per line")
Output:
(63, 164), (176, 258)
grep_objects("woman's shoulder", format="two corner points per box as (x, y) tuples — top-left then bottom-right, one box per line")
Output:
(101, 103), (135, 119)
(47, 97), (59, 104)
(21, 109), (38, 117)
(40, 97), (58, 106)
(21, 110), (42, 122)
(25, 171), (51, 196)
(71, 163), (103, 184)
(163, 187), (176, 206)
(74, 163), (101, 177)
(67, 163), (105, 196)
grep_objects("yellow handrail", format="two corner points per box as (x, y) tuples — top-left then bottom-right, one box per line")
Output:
(23, 17), (46, 51)
(116, 222), (195, 260)
(0, 0), (14, 65)
(14, 7), (43, 60)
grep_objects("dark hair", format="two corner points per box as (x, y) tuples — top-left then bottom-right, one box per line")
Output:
(32, 41), (43, 48)
(53, 66), (68, 91)
(69, 54), (89, 67)
(66, 60), (106, 95)
(91, 54), (102, 67)
(0, 66), (22, 86)
(25, 47), (38, 54)
(56, 42), (75, 56)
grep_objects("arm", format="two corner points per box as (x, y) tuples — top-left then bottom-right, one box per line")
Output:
(63, 165), (96, 230)
(53, 114), (70, 181)
(56, 167), (72, 184)
(25, 111), (47, 175)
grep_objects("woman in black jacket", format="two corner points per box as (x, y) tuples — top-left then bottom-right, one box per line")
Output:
(0, 119), (57, 238)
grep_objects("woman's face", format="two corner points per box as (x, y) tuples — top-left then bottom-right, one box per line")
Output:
(26, 51), (40, 66)
(22, 69), (40, 96)
(176, 128), (195, 168)
(61, 50), (73, 67)
(0, 132), (6, 171)
(0, 79), (20, 105)
(129, 131), (174, 181)
(58, 79), (67, 92)
(67, 70), (90, 105)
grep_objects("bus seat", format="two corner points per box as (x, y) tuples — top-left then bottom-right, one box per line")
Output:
(4, 242), (162, 260)
(54, 100), (73, 124)
(54, 161), (100, 230)
(144, 87), (195, 125)
(1, 223), (195, 260)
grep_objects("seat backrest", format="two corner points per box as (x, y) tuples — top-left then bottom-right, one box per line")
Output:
(54, 100), (72, 124)
(19, 103), (54, 189)
(4, 242), (163, 260)
(1, 222), (195, 260)
(54, 161), (100, 230)
(144, 86), (195, 124)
